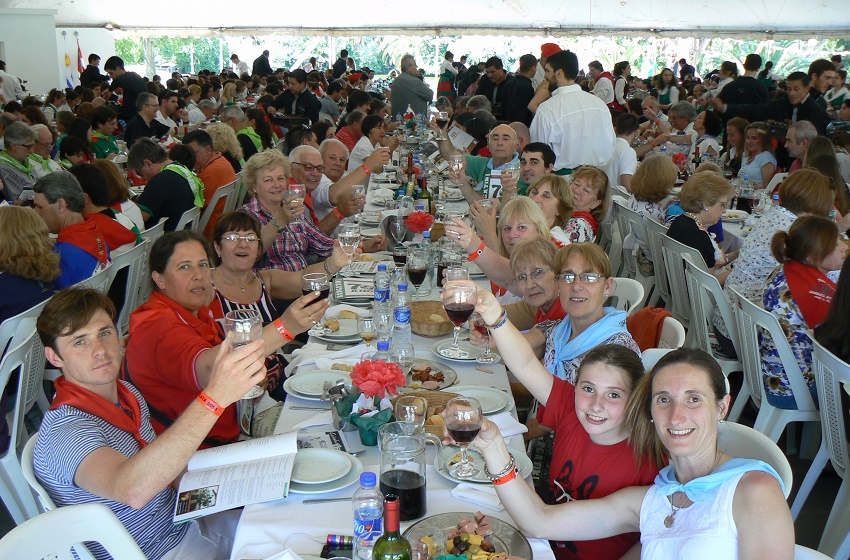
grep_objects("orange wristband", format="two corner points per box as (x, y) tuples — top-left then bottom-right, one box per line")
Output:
(332, 208), (344, 220)
(360, 164), (371, 175)
(492, 467), (519, 485)
(274, 318), (294, 342)
(197, 391), (224, 416)
(468, 241), (486, 262)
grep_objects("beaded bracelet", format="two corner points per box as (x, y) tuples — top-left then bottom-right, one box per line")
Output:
(488, 310), (508, 330)
(197, 391), (224, 416)
(273, 318), (294, 342)
(467, 241), (486, 262)
(484, 453), (516, 484)
(360, 164), (372, 176)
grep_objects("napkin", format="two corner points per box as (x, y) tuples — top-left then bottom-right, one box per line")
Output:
(291, 411), (334, 430)
(488, 412), (528, 438)
(284, 342), (366, 376)
(451, 483), (504, 511)
(367, 187), (394, 203)
(263, 548), (307, 560)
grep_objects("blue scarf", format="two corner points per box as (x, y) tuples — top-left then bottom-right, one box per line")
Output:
(654, 457), (784, 502)
(549, 307), (630, 379)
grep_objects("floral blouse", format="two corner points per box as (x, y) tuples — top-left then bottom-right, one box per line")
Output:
(759, 266), (817, 410)
(562, 216), (595, 244)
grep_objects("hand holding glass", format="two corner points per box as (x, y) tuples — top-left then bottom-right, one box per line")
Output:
(442, 282), (477, 358)
(224, 309), (264, 399)
(445, 396), (483, 479)
(287, 183), (306, 224)
(471, 312), (500, 364)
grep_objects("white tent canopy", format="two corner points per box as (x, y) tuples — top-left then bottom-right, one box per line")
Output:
(14, 0), (850, 39)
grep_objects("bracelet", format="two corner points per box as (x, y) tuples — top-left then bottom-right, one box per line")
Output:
(323, 259), (336, 277)
(332, 208), (344, 220)
(360, 164), (371, 176)
(484, 453), (516, 484)
(270, 218), (285, 233)
(273, 318), (294, 342)
(649, 139), (656, 148)
(488, 310), (508, 330)
(197, 391), (224, 416)
(492, 466), (519, 485)
(467, 241), (486, 262)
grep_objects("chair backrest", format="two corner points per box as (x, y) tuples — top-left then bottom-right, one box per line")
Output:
(0, 297), (51, 358)
(175, 206), (201, 232)
(611, 183), (630, 197)
(140, 217), (167, 243)
(106, 240), (149, 336)
(641, 348), (673, 372)
(660, 233), (704, 328)
(732, 287), (817, 413)
(766, 172), (788, 194)
(0, 502), (147, 559)
(197, 178), (239, 235)
(812, 338), (850, 481)
(794, 545), (833, 559)
(717, 421), (793, 498)
(75, 264), (112, 294)
(22, 433), (55, 512)
(657, 316), (686, 349)
(644, 219), (670, 303)
(1, 319), (46, 452)
(685, 260), (740, 357)
(234, 172), (249, 209)
(609, 277), (644, 316)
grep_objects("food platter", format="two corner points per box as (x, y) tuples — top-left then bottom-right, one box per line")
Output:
(403, 512), (532, 560)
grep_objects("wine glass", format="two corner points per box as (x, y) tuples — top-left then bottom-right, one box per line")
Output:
(372, 301), (393, 342)
(302, 272), (331, 335)
(352, 184), (366, 221)
(394, 395), (427, 428)
(470, 312), (500, 364)
(338, 223), (361, 277)
(389, 217), (407, 248)
(357, 315), (377, 348)
(287, 183), (306, 224)
(442, 281), (477, 359)
(406, 245), (430, 300)
(435, 111), (449, 141)
(448, 155), (465, 176)
(445, 396), (483, 479)
(224, 309), (264, 399)
(390, 342), (415, 375)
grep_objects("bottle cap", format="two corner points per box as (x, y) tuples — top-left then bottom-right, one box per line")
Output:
(378, 263), (387, 271)
(398, 284), (408, 291)
(423, 231), (430, 238)
(377, 341), (390, 350)
(360, 472), (377, 487)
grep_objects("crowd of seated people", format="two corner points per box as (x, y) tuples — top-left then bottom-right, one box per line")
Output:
(3, 44), (850, 560)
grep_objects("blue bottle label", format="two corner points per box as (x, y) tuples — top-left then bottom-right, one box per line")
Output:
(375, 289), (390, 302)
(394, 308), (411, 324)
(354, 517), (383, 536)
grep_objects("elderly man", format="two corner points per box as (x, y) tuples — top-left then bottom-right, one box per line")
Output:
(184, 129), (237, 239)
(103, 56), (147, 123)
(0, 121), (38, 202)
(588, 60), (615, 105)
(124, 93), (171, 148)
(390, 55), (433, 118)
(439, 123), (520, 202)
(128, 139), (201, 231)
(321, 139), (350, 183)
(509, 122), (530, 154)
(35, 287), (262, 559)
(529, 50), (614, 174)
(274, 69), (322, 124)
(336, 110), (365, 153)
(90, 106), (120, 160)
(189, 99), (216, 126)
(784, 120), (818, 173)
(466, 95), (492, 113)
(316, 139), (390, 221)
(221, 105), (256, 160)
(477, 57), (514, 120)
(29, 124), (63, 178)
(653, 101), (697, 150)
(33, 173), (110, 288)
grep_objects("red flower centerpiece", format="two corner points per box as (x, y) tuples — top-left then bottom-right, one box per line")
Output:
(671, 152), (688, 171)
(404, 211), (434, 234)
(350, 360), (407, 399)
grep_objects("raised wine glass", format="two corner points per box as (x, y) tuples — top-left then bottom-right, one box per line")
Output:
(357, 314), (377, 348)
(352, 184), (367, 222)
(224, 309), (265, 399)
(406, 245), (429, 300)
(448, 155), (465, 176)
(470, 312), (500, 364)
(338, 223), (361, 277)
(435, 111), (449, 141)
(441, 281), (477, 359)
(287, 183), (306, 224)
(445, 396), (483, 479)
(302, 272), (331, 335)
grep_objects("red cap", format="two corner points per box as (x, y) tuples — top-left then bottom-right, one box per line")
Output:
(349, 72), (364, 83)
(541, 43), (561, 58)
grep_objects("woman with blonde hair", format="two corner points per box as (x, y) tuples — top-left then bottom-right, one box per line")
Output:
(206, 122), (245, 173)
(220, 82), (237, 106)
(629, 154), (679, 273)
(567, 166), (609, 242)
(526, 174), (576, 247)
(739, 121), (776, 188)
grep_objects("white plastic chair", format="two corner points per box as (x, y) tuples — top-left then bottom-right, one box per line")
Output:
(21, 433), (54, 512)
(140, 217), (167, 244)
(731, 287), (820, 444)
(0, 297), (51, 357)
(608, 277), (644, 316)
(106, 240), (149, 336)
(794, 545), (832, 559)
(644, 218), (670, 308)
(0, 502), (147, 559)
(717, 421), (793, 498)
(175, 206), (201, 232)
(641, 317), (686, 371)
(606, 194), (628, 277)
(765, 172), (788, 195)
(612, 200), (655, 307)
(661, 233), (707, 341)
(74, 264), (112, 294)
(197, 178), (239, 235)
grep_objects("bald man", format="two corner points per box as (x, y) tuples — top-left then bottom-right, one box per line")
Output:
(438, 123), (519, 203)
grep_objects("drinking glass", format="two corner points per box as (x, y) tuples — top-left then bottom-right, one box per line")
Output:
(224, 309), (264, 399)
(390, 343), (415, 375)
(372, 301), (393, 342)
(435, 111), (449, 140)
(394, 395), (427, 428)
(389, 217), (407, 247)
(302, 272), (331, 335)
(406, 245), (430, 300)
(445, 396), (483, 479)
(445, 266), (469, 282)
(448, 154), (465, 175)
(287, 183), (306, 224)
(357, 315), (377, 347)
(352, 184), (367, 221)
(442, 282), (477, 359)
(470, 312), (500, 364)
(338, 223), (361, 277)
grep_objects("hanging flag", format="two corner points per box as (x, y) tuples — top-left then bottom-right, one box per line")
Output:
(65, 52), (74, 89)
(77, 38), (85, 74)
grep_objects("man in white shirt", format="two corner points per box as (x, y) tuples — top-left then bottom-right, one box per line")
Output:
(188, 100), (216, 126)
(29, 124), (63, 178)
(606, 114), (639, 193)
(230, 54), (249, 77)
(155, 90), (184, 133)
(588, 60), (614, 105)
(529, 50), (614, 174)
(0, 60), (25, 102)
(653, 101), (697, 152)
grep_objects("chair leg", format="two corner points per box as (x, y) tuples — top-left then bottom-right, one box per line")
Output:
(727, 381), (751, 423)
(0, 461), (40, 523)
(790, 441), (828, 520)
(786, 423), (799, 456)
(799, 422), (821, 461)
(753, 408), (788, 442)
(818, 479), (850, 558)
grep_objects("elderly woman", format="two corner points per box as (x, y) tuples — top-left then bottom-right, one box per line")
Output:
(125, 230), (327, 446)
(761, 216), (846, 409)
(210, 210), (355, 397)
(628, 154), (679, 274)
(738, 121), (776, 188)
(502, 235), (565, 330)
(527, 174), (597, 248)
(206, 122), (245, 173)
(566, 166), (608, 242)
(465, 348), (793, 559)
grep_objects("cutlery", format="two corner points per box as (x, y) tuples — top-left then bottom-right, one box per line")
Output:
(303, 496), (354, 504)
(290, 406), (331, 411)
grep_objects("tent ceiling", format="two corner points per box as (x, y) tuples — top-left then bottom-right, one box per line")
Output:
(19, 0), (850, 38)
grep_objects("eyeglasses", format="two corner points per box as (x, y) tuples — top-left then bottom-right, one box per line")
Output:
(222, 234), (260, 243)
(145, 103), (159, 108)
(512, 267), (550, 285)
(555, 272), (606, 284)
(292, 162), (325, 173)
(19, 143), (35, 149)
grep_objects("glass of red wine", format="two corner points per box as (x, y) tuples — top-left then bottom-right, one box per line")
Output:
(470, 312), (500, 364)
(406, 245), (429, 300)
(435, 111), (449, 141)
(442, 281), (477, 359)
(302, 272), (331, 335)
(445, 396), (483, 479)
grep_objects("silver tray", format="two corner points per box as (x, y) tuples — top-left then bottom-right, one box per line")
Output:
(403, 512), (532, 560)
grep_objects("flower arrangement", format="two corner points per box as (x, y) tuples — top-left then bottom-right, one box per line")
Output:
(404, 211), (434, 234)
(350, 359), (407, 398)
(671, 152), (688, 171)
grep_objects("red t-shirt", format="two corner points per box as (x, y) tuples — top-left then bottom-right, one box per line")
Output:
(537, 377), (660, 560)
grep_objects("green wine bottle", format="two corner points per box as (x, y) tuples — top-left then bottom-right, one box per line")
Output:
(371, 496), (412, 560)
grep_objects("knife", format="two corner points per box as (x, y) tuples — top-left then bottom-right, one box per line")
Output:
(303, 496), (354, 504)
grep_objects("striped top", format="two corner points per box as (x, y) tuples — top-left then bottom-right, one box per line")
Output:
(33, 382), (187, 560)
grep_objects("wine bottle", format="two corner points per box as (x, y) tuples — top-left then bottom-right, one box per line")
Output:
(371, 496), (412, 560)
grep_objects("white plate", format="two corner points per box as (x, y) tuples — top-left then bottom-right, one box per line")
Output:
(282, 378), (326, 401)
(722, 210), (748, 223)
(434, 446), (533, 484)
(316, 318), (359, 340)
(449, 385), (509, 415)
(430, 339), (485, 363)
(287, 370), (352, 397)
(292, 448), (353, 484)
(290, 451), (364, 494)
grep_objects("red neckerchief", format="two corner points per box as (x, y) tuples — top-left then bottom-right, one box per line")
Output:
(290, 178), (319, 223)
(783, 259), (836, 328)
(573, 211), (599, 235)
(491, 280), (508, 297)
(50, 377), (149, 450)
(129, 290), (221, 346)
(57, 218), (109, 263)
(535, 299), (567, 324)
(551, 235), (566, 248)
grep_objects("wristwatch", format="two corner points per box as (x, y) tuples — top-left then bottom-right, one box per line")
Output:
(270, 218), (285, 233)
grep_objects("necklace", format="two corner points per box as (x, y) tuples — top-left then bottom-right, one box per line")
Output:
(684, 212), (705, 230)
(663, 451), (724, 529)
(215, 268), (255, 293)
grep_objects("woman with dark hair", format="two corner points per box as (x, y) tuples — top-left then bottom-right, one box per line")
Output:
(91, 159), (146, 231)
(348, 114), (386, 171)
(738, 121), (776, 188)
(21, 106), (57, 141)
(464, 69), (482, 97)
(437, 51), (459, 103)
(722, 117), (748, 174)
(693, 110), (723, 156)
(58, 136), (91, 168)
(66, 117), (94, 160)
(311, 121), (336, 141)
(714, 61), (738, 97)
(612, 61), (631, 111)
(238, 108), (276, 156)
(42, 89), (66, 127)
(655, 68), (679, 110)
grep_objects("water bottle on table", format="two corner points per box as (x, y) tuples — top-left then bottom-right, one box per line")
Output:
(392, 284), (412, 346)
(353, 472), (384, 560)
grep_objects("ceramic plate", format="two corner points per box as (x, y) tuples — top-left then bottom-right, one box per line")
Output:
(287, 370), (352, 397)
(430, 339), (485, 363)
(449, 385), (509, 415)
(722, 210), (748, 223)
(289, 451), (364, 494)
(465, 262), (486, 278)
(358, 211), (383, 226)
(313, 318), (359, 342)
(281, 378), (327, 402)
(291, 448), (353, 484)
(405, 359), (458, 390)
(434, 446), (533, 485)
(403, 512), (532, 560)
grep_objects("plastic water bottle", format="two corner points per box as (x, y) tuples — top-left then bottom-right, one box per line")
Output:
(353, 472), (384, 537)
(741, 174), (753, 209)
(372, 340), (392, 361)
(374, 264), (390, 304)
(392, 284), (412, 346)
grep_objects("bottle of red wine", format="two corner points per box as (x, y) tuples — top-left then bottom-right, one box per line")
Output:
(372, 496), (412, 560)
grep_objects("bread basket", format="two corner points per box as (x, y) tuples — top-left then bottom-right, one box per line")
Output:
(410, 300), (453, 337)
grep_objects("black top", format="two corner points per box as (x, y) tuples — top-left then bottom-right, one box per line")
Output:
(252, 54), (273, 77)
(724, 93), (831, 135)
(667, 214), (716, 268)
(332, 58), (348, 80)
(80, 65), (109, 88)
(274, 90), (322, 124)
(124, 115), (171, 148)
(137, 168), (196, 231)
(718, 76), (769, 106)
(476, 74), (514, 120)
(223, 152), (242, 173)
(111, 71), (148, 122)
(237, 134), (258, 162)
(503, 75), (535, 126)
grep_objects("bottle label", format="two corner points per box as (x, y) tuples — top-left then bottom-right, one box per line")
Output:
(394, 307), (411, 324)
(375, 289), (390, 303)
(354, 517), (383, 536)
